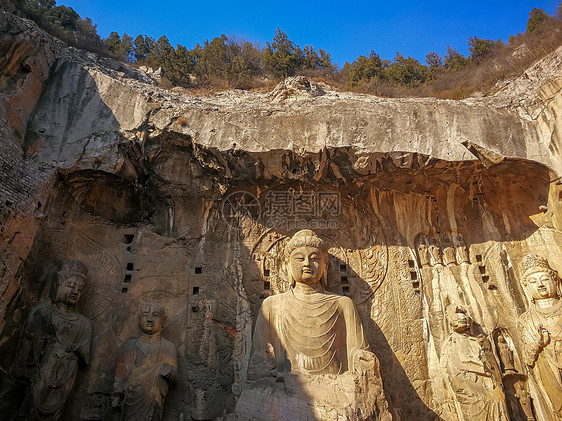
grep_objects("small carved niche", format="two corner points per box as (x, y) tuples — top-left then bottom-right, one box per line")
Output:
(121, 262), (134, 293)
(123, 230), (135, 252)
(474, 254), (496, 290)
(340, 263), (349, 286)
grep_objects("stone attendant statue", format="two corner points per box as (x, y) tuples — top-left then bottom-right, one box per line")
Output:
(518, 254), (562, 419)
(112, 302), (178, 421)
(238, 229), (390, 420)
(441, 304), (510, 421)
(13, 259), (92, 420)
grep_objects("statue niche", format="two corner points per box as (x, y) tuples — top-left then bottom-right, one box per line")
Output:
(112, 301), (178, 421)
(518, 254), (562, 419)
(12, 259), (92, 420)
(441, 304), (510, 420)
(236, 229), (390, 420)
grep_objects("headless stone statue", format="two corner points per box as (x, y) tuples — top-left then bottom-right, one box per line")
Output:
(236, 230), (390, 420)
(112, 302), (178, 421)
(441, 304), (510, 421)
(13, 259), (92, 420)
(518, 254), (562, 420)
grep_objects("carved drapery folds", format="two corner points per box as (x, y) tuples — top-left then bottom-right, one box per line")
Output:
(12, 259), (92, 420)
(518, 254), (562, 420)
(441, 304), (510, 420)
(237, 229), (391, 421)
(112, 301), (178, 421)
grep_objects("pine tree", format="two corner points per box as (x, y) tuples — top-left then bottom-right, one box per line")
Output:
(262, 28), (303, 78)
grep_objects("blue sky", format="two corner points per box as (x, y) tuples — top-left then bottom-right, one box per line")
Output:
(59, 1), (559, 67)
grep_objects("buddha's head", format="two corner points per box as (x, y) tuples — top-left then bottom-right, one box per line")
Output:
(519, 254), (560, 302)
(284, 230), (328, 287)
(139, 302), (165, 335)
(53, 259), (88, 307)
(446, 304), (472, 333)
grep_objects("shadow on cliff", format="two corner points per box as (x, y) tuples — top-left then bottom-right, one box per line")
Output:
(0, 58), (152, 420)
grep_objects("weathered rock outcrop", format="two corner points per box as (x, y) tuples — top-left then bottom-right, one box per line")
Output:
(1, 10), (562, 421)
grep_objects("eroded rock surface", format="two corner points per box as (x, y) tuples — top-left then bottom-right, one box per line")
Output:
(1, 10), (562, 421)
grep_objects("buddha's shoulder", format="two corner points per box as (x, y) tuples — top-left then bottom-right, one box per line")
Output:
(160, 337), (178, 353)
(261, 292), (288, 307)
(333, 293), (355, 308)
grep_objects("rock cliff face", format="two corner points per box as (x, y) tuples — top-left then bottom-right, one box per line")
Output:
(1, 11), (562, 421)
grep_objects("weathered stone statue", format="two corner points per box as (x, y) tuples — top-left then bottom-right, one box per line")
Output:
(418, 240), (431, 267)
(429, 240), (444, 267)
(112, 301), (178, 421)
(441, 304), (510, 420)
(13, 259), (92, 420)
(236, 229), (390, 420)
(518, 254), (562, 419)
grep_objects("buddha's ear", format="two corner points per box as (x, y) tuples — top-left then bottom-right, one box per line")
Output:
(322, 257), (329, 288)
(281, 259), (295, 287)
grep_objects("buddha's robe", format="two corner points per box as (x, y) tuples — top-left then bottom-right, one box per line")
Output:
(519, 299), (562, 420)
(14, 302), (92, 420)
(251, 287), (369, 376)
(113, 337), (178, 421)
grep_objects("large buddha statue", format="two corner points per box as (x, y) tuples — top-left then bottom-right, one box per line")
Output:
(252, 229), (373, 376)
(13, 259), (92, 420)
(518, 254), (562, 419)
(238, 229), (390, 420)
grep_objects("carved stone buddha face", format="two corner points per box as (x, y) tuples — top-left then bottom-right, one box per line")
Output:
(525, 270), (558, 301)
(288, 245), (327, 286)
(55, 275), (86, 307)
(139, 303), (164, 335)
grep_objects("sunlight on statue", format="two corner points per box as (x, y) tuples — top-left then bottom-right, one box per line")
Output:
(237, 229), (390, 420)
(518, 254), (562, 419)
(441, 304), (510, 420)
(251, 229), (373, 376)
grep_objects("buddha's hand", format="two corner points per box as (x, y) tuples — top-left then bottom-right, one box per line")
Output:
(537, 327), (550, 348)
(350, 349), (376, 375)
(525, 327), (550, 367)
(65, 343), (80, 353)
(159, 364), (174, 379)
(111, 394), (122, 409)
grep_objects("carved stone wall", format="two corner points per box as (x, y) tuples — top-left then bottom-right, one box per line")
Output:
(1, 156), (560, 420)
(1, 11), (562, 421)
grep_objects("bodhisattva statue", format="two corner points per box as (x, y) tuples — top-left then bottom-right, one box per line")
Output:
(13, 259), (92, 420)
(441, 304), (510, 421)
(239, 229), (390, 420)
(518, 254), (562, 419)
(112, 302), (178, 421)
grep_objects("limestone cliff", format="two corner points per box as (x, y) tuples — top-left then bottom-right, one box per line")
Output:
(1, 10), (561, 421)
